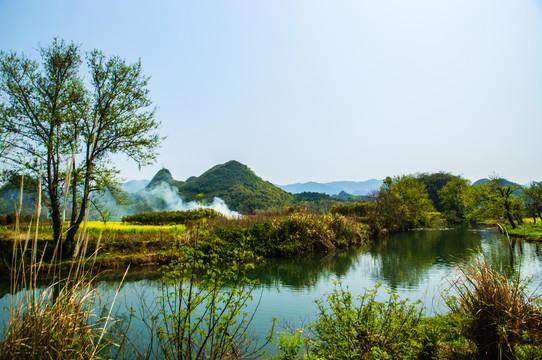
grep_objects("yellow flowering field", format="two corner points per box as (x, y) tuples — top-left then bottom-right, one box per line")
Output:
(77, 221), (186, 234)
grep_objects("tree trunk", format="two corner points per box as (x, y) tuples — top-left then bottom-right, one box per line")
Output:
(505, 210), (517, 229)
(65, 164), (92, 259)
(51, 205), (63, 260)
(64, 221), (80, 258)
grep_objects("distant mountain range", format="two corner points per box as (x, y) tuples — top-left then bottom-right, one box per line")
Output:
(2, 160), (532, 217)
(276, 180), (383, 196)
(122, 179), (150, 193)
(124, 172), (383, 197)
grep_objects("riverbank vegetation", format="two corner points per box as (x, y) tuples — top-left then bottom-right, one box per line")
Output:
(1, 173), (542, 358)
(3, 213), (542, 358)
(1, 171), (541, 274)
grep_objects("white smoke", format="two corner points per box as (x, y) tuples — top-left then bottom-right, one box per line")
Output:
(132, 182), (242, 219)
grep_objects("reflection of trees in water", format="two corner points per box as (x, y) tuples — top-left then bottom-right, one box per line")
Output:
(367, 229), (483, 289)
(254, 247), (365, 290)
(1, 230), (538, 298)
(0, 267), (164, 300)
(481, 229), (542, 276)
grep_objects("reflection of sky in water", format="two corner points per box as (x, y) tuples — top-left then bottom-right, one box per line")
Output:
(1, 228), (541, 355)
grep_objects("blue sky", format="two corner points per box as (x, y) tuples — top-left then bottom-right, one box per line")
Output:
(1, 0), (542, 185)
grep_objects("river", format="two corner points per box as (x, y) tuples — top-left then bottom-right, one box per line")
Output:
(2, 228), (542, 356)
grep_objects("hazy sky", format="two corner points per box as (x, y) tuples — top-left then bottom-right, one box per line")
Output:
(1, 0), (542, 185)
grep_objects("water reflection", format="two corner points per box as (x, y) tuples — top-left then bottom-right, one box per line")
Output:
(366, 229), (482, 289)
(253, 247), (365, 290)
(2, 229), (540, 298)
(249, 228), (542, 291)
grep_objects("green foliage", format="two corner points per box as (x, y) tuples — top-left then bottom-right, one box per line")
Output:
(211, 212), (367, 257)
(523, 181), (542, 223)
(157, 220), (271, 359)
(507, 221), (542, 241)
(367, 175), (440, 235)
(437, 176), (480, 225)
(292, 192), (346, 213)
(273, 330), (304, 360)
(0, 38), (162, 258)
(477, 177), (524, 229)
(306, 282), (425, 359)
(122, 208), (221, 225)
(417, 172), (458, 212)
(330, 202), (370, 217)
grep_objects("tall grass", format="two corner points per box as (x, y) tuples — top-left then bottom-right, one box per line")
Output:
(447, 254), (542, 359)
(0, 171), (128, 359)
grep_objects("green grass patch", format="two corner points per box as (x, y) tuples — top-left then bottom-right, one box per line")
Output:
(506, 221), (542, 241)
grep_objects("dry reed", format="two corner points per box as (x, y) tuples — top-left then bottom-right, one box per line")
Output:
(0, 168), (129, 359)
(448, 254), (542, 359)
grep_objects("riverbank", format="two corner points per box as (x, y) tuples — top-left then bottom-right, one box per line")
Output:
(2, 228), (541, 359)
(0, 212), (371, 275)
(506, 221), (542, 241)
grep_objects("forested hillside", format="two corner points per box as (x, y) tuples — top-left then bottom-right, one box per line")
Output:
(173, 160), (295, 213)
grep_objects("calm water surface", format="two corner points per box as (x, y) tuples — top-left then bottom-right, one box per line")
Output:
(2, 228), (542, 354)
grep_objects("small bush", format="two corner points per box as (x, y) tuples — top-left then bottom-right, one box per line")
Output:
(122, 208), (221, 225)
(273, 330), (303, 360)
(446, 255), (542, 359)
(306, 282), (425, 359)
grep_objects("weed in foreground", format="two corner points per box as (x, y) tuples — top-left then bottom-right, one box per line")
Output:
(305, 281), (426, 359)
(446, 255), (542, 359)
(0, 174), (127, 359)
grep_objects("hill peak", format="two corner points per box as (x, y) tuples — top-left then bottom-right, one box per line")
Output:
(179, 160), (293, 213)
(213, 160), (248, 172)
(147, 168), (174, 188)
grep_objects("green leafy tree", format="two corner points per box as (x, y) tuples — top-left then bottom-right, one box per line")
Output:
(417, 172), (457, 212)
(523, 182), (542, 224)
(0, 39), (161, 258)
(368, 175), (439, 234)
(478, 177), (523, 229)
(366, 178), (408, 235)
(390, 175), (436, 226)
(0, 103), (15, 163)
(438, 176), (479, 225)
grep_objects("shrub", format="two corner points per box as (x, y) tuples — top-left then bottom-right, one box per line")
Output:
(273, 330), (303, 360)
(446, 255), (542, 359)
(156, 221), (272, 359)
(330, 203), (370, 218)
(306, 282), (425, 359)
(210, 212), (367, 258)
(122, 208), (221, 225)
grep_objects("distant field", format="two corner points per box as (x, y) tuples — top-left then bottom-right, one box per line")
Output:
(81, 221), (186, 234)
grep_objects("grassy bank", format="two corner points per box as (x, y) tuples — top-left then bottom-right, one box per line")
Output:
(0, 211), (369, 273)
(0, 221), (187, 274)
(506, 220), (542, 241)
